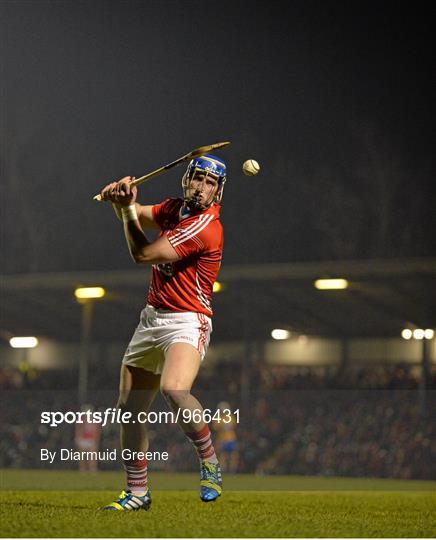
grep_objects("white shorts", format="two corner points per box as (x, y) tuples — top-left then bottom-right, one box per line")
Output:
(122, 305), (212, 374)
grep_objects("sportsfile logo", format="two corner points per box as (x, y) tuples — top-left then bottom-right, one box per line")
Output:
(40, 408), (240, 427)
(41, 408), (131, 427)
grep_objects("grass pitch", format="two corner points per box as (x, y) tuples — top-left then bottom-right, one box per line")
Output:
(1, 470), (435, 538)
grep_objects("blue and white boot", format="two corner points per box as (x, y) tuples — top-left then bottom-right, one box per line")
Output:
(103, 489), (152, 511)
(200, 461), (222, 502)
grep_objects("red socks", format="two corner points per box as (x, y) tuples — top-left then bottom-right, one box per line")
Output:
(186, 424), (218, 462)
(124, 457), (148, 493)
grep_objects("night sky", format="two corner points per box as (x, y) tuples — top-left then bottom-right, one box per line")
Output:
(1, 0), (434, 274)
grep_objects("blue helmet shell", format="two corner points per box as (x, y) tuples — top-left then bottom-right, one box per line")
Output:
(187, 154), (226, 182)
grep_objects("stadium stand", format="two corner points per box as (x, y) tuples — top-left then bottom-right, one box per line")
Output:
(1, 362), (434, 480)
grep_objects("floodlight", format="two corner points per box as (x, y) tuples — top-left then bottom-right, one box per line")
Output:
(424, 329), (434, 340)
(401, 329), (413, 340)
(271, 329), (290, 340)
(413, 329), (425, 340)
(314, 279), (348, 290)
(74, 287), (106, 300)
(10, 336), (39, 348)
(213, 281), (223, 293)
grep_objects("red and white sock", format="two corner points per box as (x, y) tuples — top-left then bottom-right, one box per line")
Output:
(123, 457), (148, 495)
(186, 424), (218, 463)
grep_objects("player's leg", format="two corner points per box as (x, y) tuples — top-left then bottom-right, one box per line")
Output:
(104, 365), (160, 511)
(118, 364), (160, 456)
(160, 343), (222, 501)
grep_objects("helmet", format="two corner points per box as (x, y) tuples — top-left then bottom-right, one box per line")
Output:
(182, 154), (227, 210)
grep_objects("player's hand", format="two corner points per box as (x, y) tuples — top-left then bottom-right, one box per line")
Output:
(100, 177), (137, 206)
(114, 177), (138, 206)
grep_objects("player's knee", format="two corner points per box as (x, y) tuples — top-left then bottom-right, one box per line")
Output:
(116, 397), (129, 414)
(160, 384), (190, 406)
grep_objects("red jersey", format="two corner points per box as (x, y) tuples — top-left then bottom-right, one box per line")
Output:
(147, 198), (223, 317)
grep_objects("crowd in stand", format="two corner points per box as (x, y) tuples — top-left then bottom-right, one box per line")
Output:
(0, 361), (434, 480)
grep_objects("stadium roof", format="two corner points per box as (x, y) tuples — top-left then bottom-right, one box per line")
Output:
(1, 257), (435, 343)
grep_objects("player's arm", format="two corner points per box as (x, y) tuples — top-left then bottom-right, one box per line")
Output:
(123, 217), (180, 264)
(100, 177), (180, 264)
(136, 204), (160, 230)
(112, 202), (159, 230)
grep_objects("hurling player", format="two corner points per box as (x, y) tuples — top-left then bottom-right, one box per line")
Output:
(99, 155), (226, 510)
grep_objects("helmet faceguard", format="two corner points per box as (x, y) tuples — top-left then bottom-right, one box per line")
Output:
(182, 154), (227, 212)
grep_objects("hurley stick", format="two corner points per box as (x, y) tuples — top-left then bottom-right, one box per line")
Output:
(93, 141), (230, 201)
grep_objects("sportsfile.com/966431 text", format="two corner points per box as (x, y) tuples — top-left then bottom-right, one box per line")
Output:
(40, 408), (240, 427)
